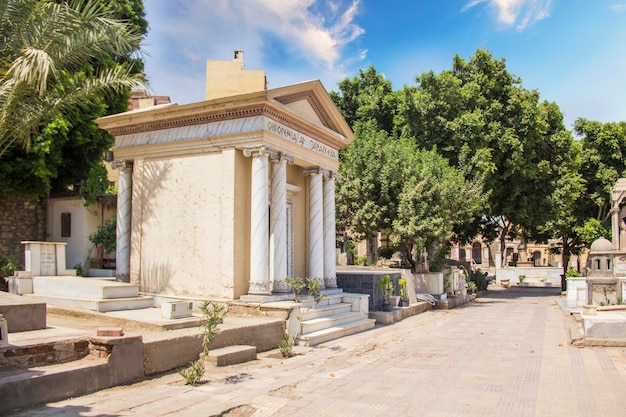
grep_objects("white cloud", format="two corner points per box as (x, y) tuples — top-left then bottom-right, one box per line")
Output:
(463, 0), (553, 31)
(141, 0), (366, 103)
(609, 3), (626, 12)
(193, 0), (366, 69)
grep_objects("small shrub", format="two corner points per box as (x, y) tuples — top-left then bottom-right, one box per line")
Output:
(378, 275), (393, 304)
(565, 268), (582, 278)
(398, 277), (407, 299)
(279, 333), (293, 358)
(470, 270), (488, 291)
(285, 276), (306, 303)
(74, 263), (83, 277)
(198, 301), (228, 356)
(377, 246), (395, 259)
(178, 360), (205, 386)
(89, 217), (116, 255)
(355, 254), (368, 266)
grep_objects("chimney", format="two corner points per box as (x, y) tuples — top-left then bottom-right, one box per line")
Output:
(234, 50), (244, 65)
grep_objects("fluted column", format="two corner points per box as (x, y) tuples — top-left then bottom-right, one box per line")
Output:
(244, 146), (271, 295)
(304, 167), (325, 287)
(270, 152), (293, 293)
(112, 160), (133, 283)
(323, 171), (338, 288)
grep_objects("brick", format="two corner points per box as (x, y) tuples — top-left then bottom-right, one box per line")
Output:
(97, 327), (124, 337)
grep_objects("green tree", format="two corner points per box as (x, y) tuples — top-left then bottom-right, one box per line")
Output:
(336, 121), (408, 240)
(330, 65), (398, 134)
(0, 0), (145, 196)
(576, 118), (626, 223)
(392, 147), (483, 271)
(397, 49), (577, 262)
(336, 120), (482, 270)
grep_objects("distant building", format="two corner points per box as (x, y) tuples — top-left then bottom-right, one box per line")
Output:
(128, 90), (171, 111)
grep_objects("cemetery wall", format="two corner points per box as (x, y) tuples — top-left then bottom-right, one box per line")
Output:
(0, 195), (46, 266)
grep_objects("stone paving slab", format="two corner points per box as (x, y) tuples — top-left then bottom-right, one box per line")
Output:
(9, 286), (626, 416)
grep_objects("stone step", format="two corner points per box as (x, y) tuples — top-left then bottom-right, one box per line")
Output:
(0, 292), (47, 332)
(33, 276), (140, 299)
(298, 293), (343, 308)
(300, 311), (366, 334)
(300, 302), (351, 320)
(28, 294), (154, 312)
(296, 318), (376, 347)
(205, 345), (257, 367)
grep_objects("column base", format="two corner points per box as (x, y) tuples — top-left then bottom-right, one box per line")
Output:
(324, 277), (338, 288)
(115, 273), (130, 283)
(248, 281), (272, 296)
(272, 280), (291, 293)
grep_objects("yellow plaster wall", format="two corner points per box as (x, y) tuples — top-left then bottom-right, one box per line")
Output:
(205, 60), (265, 101)
(137, 152), (233, 299)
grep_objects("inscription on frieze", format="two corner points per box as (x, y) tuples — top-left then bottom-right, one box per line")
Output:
(265, 119), (338, 160)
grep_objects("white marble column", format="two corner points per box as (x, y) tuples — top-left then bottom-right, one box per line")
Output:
(304, 167), (325, 287)
(244, 146), (271, 295)
(323, 171), (338, 288)
(112, 160), (133, 283)
(270, 152), (293, 293)
(611, 203), (621, 250)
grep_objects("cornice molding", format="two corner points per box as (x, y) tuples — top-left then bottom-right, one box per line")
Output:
(273, 90), (338, 132)
(105, 102), (348, 151)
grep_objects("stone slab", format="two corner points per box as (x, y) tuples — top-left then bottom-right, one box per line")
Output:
(205, 345), (257, 367)
(32, 276), (140, 299)
(369, 301), (431, 325)
(582, 311), (626, 339)
(0, 292), (46, 332)
(28, 294), (154, 312)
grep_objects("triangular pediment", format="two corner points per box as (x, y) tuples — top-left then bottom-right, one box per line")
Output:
(268, 80), (354, 142)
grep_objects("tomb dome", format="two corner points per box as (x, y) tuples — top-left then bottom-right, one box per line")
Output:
(589, 237), (613, 253)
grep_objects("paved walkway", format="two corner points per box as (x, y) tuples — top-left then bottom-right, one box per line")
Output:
(11, 286), (626, 416)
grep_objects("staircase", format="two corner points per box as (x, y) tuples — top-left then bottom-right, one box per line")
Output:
(27, 276), (154, 312)
(295, 292), (375, 346)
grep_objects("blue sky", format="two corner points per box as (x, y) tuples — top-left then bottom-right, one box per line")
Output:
(142, 0), (626, 129)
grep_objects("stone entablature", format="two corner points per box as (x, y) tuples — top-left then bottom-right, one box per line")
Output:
(111, 116), (338, 162)
(100, 82), (350, 166)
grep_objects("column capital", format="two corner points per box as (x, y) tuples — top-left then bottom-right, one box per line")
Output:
(111, 159), (133, 170)
(323, 169), (341, 181)
(269, 151), (294, 164)
(303, 167), (324, 177)
(243, 145), (273, 158)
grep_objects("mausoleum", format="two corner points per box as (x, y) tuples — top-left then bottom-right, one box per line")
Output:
(96, 53), (354, 302)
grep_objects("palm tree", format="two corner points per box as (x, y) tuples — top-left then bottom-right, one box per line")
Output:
(0, 0), (145, 157)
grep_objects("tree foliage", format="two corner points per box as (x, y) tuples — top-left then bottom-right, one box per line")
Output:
(336, 120), (483, 269)
(333, 50), (585, 269)
(576, 118), (626, 222)
(330, 65), (398, 134)
(0, 0), (146, 197)
(395, 50), (578, 259)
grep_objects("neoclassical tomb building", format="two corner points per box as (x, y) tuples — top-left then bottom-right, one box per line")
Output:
(97, 70), (354, 302)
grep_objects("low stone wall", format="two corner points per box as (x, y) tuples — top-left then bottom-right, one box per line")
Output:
(337, 269), (402, 311)
(496, 267), (563, 286)
(0, 339), (90, 368)
(0, 333), (144, 414)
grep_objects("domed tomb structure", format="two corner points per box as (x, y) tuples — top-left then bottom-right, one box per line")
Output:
(586, 237), (621, 305)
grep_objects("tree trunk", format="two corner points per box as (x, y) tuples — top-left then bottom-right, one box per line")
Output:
(404, 242), (416, 272)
